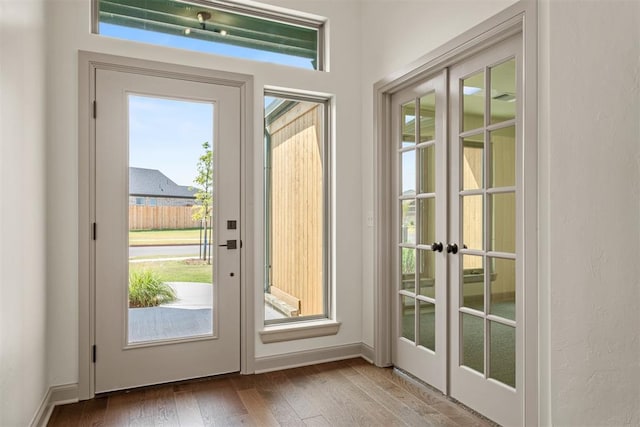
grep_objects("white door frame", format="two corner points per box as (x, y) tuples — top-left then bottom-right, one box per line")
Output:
(78, 51), (254, 399)
(372, 1), (538, 425)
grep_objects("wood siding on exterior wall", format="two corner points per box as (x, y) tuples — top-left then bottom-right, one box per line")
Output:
(269, 103), (323, 316)
(129, 205), (201, 230)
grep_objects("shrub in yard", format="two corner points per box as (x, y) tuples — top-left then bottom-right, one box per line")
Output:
(129, 270), (177, 308)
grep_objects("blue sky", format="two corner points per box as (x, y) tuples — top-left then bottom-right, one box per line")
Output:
(104, 23), (313, 187)
(101, 24), (314, 69)
(129, 95), (213, 187)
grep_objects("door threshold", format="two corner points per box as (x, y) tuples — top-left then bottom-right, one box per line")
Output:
(393, 367), (500, 427)
(95, 371), (241, 398)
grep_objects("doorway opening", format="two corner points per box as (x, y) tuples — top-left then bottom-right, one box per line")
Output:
(373, 4), (537, 425)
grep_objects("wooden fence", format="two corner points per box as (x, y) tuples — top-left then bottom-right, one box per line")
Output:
(129, 205), (201, 230)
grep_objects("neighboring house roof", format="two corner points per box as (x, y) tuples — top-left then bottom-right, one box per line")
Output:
(129, 167), (197, 199)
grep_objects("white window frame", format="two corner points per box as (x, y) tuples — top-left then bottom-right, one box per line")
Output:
(260, 88), (340, 342)
(91, 0), (327, 71)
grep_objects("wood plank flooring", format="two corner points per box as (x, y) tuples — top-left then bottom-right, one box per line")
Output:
(48, 358), (495, 426)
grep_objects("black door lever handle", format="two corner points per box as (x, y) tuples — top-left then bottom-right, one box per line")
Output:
(446, 243), (458, 254)
(219, 240), (237, 249)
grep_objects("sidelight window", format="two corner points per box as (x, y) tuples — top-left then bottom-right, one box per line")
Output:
(263, 91), (330, 324)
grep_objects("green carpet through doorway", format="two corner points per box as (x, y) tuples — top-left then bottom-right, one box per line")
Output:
(402, 301), (516, 388)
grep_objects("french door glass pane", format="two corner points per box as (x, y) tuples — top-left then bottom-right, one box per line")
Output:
(462, 71), (484, 132)
(419, 92), (436, 142)
(489, 321), (516, 388)
(401, 200), (416, 244)
(402, 101), (416, 147)
(463, 136), (484, 190)
(401, 248), (416, 291)
(489, 257), (515, 321)
(490, 59), (516, 124)
(462, 255), (484, 311)
(402, 150), (416, 195)
(490, 126), (515, 188)
(419, 145), (436, 194)
(462, 313), (484, 374)
(490, 192), (515, 253)
(401, 296), (416, 342)
(127, 94), (214, 344)
(418, 300), (436, 351)
(462, 195), (484, 251)
(418, 249), (435, 298)
(418, 198), (436, 245)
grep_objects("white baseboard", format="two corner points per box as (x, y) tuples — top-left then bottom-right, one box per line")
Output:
(254, 342), (369, 373)
(360, 342), (375, 363)
(30, 384), (78, 427)
(30, 343), (374, 424)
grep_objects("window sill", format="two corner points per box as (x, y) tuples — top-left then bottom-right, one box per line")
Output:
(259, 320), (341, 344)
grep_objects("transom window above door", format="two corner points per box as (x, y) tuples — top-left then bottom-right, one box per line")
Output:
(93, 0), (326, 70)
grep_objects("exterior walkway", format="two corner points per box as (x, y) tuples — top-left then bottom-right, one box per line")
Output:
(128, 282), (212, 343)
(128, 282), (285, 343)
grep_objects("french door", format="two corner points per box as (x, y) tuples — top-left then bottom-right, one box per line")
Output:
(392, 70), (448, 393)
(94, 68), (241, 392)
(392, 34), (523, 426)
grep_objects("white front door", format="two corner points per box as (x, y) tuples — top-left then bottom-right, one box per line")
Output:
(94, 68), (241, 393)
(392, 33), (523, 426)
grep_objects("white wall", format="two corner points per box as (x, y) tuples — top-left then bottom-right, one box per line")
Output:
(358, 0), (518, 347)
(539, 0), (640, 424)
(0, 0), (49, 425)
(45, 0), (363, 387)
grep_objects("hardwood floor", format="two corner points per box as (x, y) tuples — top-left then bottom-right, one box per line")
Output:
(48, 358), (495, 426)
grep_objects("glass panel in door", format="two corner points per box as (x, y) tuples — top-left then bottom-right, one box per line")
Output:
(127, 95), (215, 344)
(462, 71), (484, 132)
(490, 59), (516, 124)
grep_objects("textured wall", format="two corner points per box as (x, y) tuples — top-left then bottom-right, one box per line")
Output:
(541, 0), (640, 424)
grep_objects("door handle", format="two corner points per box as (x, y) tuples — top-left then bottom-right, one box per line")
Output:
(430, 242), (443, 252)
(446, 243), (458, 254)
(219, 239), (237, 250)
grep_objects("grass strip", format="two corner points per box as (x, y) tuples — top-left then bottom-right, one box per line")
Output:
(129, 259), (213, 283)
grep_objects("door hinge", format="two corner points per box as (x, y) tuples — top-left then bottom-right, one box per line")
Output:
(92, 101), (97, 119)
(92, 345), (96, 363)
(92, 223), (97, 240)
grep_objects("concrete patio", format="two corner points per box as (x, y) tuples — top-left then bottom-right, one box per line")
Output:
(128, 282), (285, 343)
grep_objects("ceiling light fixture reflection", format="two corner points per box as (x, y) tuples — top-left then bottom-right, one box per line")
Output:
(196, 11), (211, 29)
(463, 86), (482, 96)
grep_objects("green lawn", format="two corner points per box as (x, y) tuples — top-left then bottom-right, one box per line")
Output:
(129, 259), (212, 283)
(129, 228), (205, 246)
(129, 254), (199, 261)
